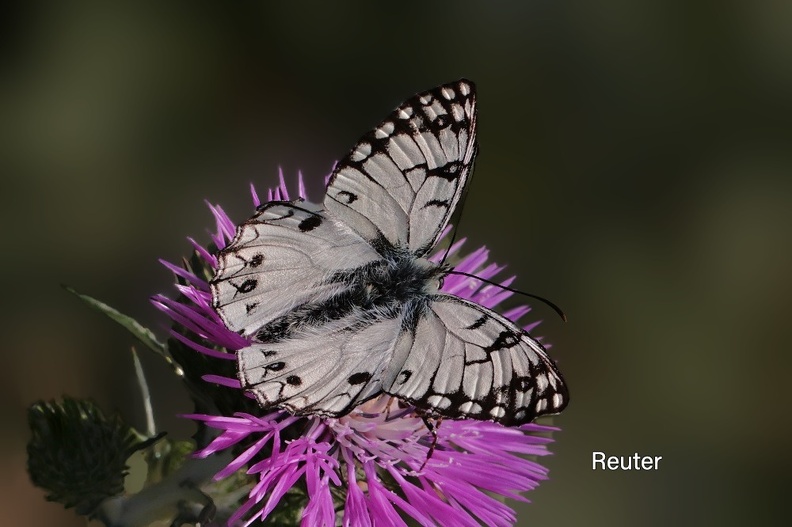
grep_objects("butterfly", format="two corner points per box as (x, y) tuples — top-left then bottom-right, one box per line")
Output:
(210, 79), (568, 426)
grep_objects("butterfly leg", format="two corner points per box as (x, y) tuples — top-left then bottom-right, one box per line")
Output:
(419, 416), (443, 471)
(385, 396), (397, 420)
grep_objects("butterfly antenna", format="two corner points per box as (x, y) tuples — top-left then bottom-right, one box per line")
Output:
(439, 224), (461, 267)
(439, 160), (475, 267)
(445, 270), (567, 322)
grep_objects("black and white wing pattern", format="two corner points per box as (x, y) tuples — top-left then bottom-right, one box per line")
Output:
(386, 296), (568, 426)
(237, 314), (415, 417)
(212, 201), (412, 418)
(211, 201), (379, 339)
(324, 79), (477, 256)
(212, 79), (569, 426)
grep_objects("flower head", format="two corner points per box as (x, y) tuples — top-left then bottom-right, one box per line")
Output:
(26, 398), (155, 517)
(152, 171), (559, 526)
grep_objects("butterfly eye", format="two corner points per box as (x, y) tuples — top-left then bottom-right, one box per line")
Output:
(435, 263), (453, 290)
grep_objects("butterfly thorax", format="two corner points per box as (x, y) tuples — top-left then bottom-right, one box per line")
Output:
(253, 248), (442, 343)
(358, 249), (441, 303)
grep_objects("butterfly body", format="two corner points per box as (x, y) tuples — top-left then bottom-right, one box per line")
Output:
(211, 80), (568, 426)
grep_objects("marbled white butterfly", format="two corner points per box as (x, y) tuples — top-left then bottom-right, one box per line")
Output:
(211, 80), (568, 426)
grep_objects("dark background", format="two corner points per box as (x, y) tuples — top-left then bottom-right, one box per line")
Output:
(2, 2), (790, 526)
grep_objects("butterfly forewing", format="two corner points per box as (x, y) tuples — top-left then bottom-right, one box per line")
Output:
(211, 202), (379, 338)
(386, 295), (568, 426)
(324, 79), (477, 256)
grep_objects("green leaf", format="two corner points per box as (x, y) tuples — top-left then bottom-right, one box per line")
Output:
(62, 285), (180, 375)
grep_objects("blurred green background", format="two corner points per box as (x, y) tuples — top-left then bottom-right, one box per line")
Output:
(2, 2), (790, 526)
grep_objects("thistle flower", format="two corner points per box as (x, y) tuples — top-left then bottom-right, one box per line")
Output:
(152, 171), (560, 526)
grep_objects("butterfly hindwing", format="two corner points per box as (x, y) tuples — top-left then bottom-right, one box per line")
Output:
(324, 79), (477, 256)
(386, 295), (568, 426)
(211, 201), (379, 338)
(237, 315), (410, 416)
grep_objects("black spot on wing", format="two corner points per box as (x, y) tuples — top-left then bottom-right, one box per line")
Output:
(234, 279), (257, 294)
(465, 315), (487, 330)
(286, 375), (302, 386)
(423, 199), (449, 209)
(513, 376), (534, 392)
(426, 161), (462, 182)
(337, 190), (358, 204)
(348, 372), (372, 385)
(267, 362), (285, 372)
(483, 330), (521, 353)
(298, 215), (322, 232)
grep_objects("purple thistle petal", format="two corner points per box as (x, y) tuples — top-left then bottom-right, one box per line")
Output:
(361, 463), (409, 527)
(246, 465), (307, 526)
(249, 183), (261, 208)
(454, 246), (489, 274)
(479, 276), (517, 308)
(442, 248), (494, 296)
(278, 167), (290, 201)
(502, 304), (532, 322)
(150, 297), (205, 335)
(156, 259), (209, 289)
(153, 295), (245, 351)
(226, 494), (262, 527)
(173, 283), (210, 305)
(386, 467), (478, 527)
(471, 262), (506, 283)
(216, 435), (273, 478)
(297, 171), (307, 200)
(205, 202), (236, 243)
(187, 236), (217, 267)
(168, 330), (234, 360)
(201, 374), (241, 388)
(341, 449), (371, 527)
(524, 320), (543, 333)
(302, 457), (335, 527)
(428, 235), (466, 264)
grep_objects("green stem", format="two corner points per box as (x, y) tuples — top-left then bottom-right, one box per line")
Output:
(93, 450), (231, 527)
